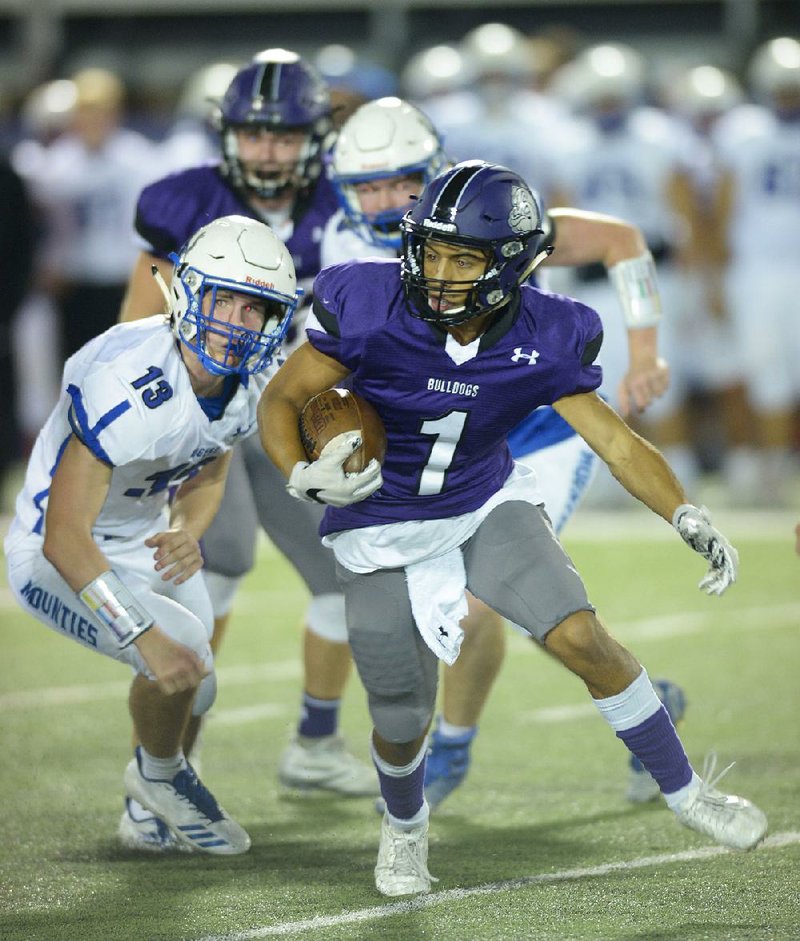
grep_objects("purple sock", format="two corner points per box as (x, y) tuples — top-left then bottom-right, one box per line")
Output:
(297, 693), (339, 738)
(375, 756), (427, 821)
(616, 705), (693, 795)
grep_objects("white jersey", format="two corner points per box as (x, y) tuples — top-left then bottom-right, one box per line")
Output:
(23, 127), (162, 284)
(320, 209), (395, 269)
(713, 104), (800, 264)
(6, 318), (269, 549)
(549, 107), (689, 246)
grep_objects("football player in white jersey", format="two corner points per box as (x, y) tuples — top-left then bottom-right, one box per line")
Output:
(322, 96), (680, 811)
(5, 215), (300, 854)
(712, 37), (800, 503)
(547, 43), (699, 499)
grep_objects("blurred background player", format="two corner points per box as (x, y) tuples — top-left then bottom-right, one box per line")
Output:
(547, 42), (699, 504)
(322, 96), (683, 809)
(20, 67), (163, 364)
(5, 214), (300, 853)
(711, 36), (800, 505)
(661, 63), (759, 497)
(159, 60), (240, 172)
(119, 48), (379, 800)
(0, 151), (35, 505)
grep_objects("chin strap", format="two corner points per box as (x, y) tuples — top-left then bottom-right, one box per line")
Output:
(151, 265), (174, 312)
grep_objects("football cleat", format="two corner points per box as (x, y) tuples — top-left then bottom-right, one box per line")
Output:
(626, 679), (687, 803)
(374, 813), (437, 897)
(423, 719), (477, 811)
(123, 747), (251, 855)
(674, 754), (767, 850)
(117, 796), (186, 853)
(278, 735), (380, 797)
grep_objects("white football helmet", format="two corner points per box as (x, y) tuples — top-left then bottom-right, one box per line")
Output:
(328, 97), (449, 249)
(460, 22), (535, 83)
(669, 65), (743, 123)
(168, 215), (300, 379)
(553, 42), (645, 117)
(748, 37), (800, 103)
(401, 44), (476, 102)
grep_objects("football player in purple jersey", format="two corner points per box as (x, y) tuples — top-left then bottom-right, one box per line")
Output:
(118, 50), (378, 849)
(260, 160), (765, 897)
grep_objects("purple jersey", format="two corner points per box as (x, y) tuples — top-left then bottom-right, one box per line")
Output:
(307, 258), (603, 535)
(134, 164), (338, 282)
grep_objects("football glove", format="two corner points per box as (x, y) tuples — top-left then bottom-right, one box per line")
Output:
(287, 431), (383, 507)
(672, 504), (738, 596)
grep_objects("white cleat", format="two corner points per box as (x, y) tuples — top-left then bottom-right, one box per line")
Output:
(117, 797), (187, 853)
(674, 756), (768, 851)
(374, 814), (437, 897)
(123, 748), (251, 855)
(278, 735), (380, 797)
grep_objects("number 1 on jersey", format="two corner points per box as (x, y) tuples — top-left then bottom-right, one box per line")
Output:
(417, 410), (468, 495)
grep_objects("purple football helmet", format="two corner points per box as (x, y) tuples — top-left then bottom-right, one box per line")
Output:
(218, 48), (332, 199)
(400, 160), (549, 325)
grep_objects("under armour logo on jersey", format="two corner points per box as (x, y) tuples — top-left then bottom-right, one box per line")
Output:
(511, 347), (540, 365)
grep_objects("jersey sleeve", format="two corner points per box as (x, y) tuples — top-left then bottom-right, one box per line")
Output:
(304, 261), (379, 372)
(571, 298), (604, 395)
(66, 367), (156, 467)
(134, 169), (207, 259)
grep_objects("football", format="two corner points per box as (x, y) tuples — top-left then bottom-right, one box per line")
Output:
(299, 388), (387, 473)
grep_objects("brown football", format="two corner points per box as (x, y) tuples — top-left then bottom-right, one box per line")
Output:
(299, 389), (387, 473)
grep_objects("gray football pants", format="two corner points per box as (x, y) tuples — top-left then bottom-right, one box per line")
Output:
(336, 501), (594, 743)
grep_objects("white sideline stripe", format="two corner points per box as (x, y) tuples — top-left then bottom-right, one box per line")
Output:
(209, 703), (288, 725)
(196, 831), (800, 941)
(0, 660), (300, 710)
(3, 601), (798, 712)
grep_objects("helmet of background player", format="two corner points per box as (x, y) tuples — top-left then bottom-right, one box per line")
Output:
(552, 42), (645, 130)
(459, 22), (535, 107)
(400, 160), (548, 326)
(218, 48), (332, 199)
(667, 65), (743, 132)
(327, 97), (449, 249)
(748, 37), (800, 118)
(168, 215), (301, 380)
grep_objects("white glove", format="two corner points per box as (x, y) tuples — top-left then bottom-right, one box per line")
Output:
(672, 504), (738, 595)
(287, 431), (383, 508)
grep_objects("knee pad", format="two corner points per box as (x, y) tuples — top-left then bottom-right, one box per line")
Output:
(203, 571), (242, 619)
(306, 592), (348, 643)
(369, 694), (433, 744)
(192, 669), (217, 716)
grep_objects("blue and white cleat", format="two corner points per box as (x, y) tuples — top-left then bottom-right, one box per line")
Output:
(123, 747), (250, 855)
(117, 796), (185, 853)
(626, 679), (688, 803)
(423, 720), (477, 811)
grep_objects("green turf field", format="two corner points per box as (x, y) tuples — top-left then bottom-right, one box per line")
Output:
(2, 508), (798, 941)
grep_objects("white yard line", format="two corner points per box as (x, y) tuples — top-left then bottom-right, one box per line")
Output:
(3, 601), (797, 713)
(196, 831), (800, 941)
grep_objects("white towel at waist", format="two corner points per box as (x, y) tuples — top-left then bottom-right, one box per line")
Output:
(405, 548), (467, 666)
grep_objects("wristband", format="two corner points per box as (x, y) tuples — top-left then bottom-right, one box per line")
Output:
(78, 570), (154, 648)
(609, 251), (662, 328)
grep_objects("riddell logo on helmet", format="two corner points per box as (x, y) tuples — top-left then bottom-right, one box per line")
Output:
(246, 276), (275, 288)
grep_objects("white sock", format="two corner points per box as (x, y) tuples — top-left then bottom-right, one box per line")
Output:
(439, 718), (475, 739)
(388, 801), (430, 832)
(663, 772), (702, 812)
(139, 747), (187, 781)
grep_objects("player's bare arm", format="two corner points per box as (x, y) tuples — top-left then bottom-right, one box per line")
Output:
(258, 340), (351, 477)
(43, 435), (205, 692)
(552, 391), (686, 522)
(546, 208), (669, 417)
(148, 450), (233, 585)
(118, 251), (172, 323)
